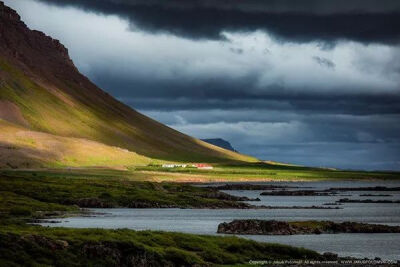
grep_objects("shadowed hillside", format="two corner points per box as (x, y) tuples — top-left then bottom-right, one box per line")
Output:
(0, 2), (257, 167)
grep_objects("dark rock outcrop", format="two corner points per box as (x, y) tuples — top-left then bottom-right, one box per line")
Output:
(257, 205), (340, 209)
(217, 219), (400, 235)
(337, 198), (400, 204)
(260, 190), (334, 196)
(359, 194), (392, 197)
(128, 202), (178, 208)
(328, 186), (400, 192)
(210, 183), (300, 190)
(0, 1), (77, 81)
(201, 190), (260, 201)
(218, 220), (297, 235)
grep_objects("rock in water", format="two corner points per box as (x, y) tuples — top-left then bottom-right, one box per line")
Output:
(217, 219), (400, 235)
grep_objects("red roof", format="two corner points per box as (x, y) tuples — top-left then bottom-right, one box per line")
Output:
(193, 163), (212, 167)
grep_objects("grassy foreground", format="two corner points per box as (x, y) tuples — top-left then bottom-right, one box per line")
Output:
(0, 224), (321, 266)
(0, 170), (326, 266)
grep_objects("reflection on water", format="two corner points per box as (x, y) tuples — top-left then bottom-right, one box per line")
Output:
(40, 181), (400, 260)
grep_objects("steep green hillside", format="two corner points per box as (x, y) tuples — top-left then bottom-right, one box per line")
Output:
(0, 119), (154, 168)
(0, 2), (257, 167)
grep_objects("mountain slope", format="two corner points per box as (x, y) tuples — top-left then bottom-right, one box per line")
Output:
(0, 119), (152, 168)
(0, 2), (257, 167)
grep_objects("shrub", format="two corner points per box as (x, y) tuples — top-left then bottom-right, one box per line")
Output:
(98, 192), (112, 199)
(9, 207), (32, 216)
(164, 248), (202, 265)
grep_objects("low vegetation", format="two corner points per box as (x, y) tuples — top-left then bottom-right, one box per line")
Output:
(0, 224), (322, 266)
(0, 170), (326, 266)
(0, 170), (253, 212)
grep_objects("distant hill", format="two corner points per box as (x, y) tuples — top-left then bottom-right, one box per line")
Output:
(201, 139), (237, 152)
(0, 2), (258, 168)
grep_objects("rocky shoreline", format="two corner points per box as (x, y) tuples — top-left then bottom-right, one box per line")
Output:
(62, 197), (256, 209)
(59, 188), (261, 209)
(61, 197), (338, 210)
(209, 184), (305, 190)
(337, 198), (400, 204)
(260, 190), (334, 196)
(217, 219), (400, 235)
(328, 186), (400, 191)
(200, 191), (261, 201)
(256, 205), (340, 209)
(359, 194), (392, 197)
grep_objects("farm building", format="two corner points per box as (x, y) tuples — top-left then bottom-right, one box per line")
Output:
(162, 164), (187, 168)
(192, 163), (213, 170)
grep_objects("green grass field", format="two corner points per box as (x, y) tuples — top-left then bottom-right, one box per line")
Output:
(133, 163), (400, 181)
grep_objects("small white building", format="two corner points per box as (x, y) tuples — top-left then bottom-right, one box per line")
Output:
(162, 164), (187, 168)
(162, 164), (175, 168)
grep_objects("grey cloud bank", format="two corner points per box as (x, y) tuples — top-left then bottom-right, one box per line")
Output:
(5, 0), (400, 170)
(35, 0), (400, 44)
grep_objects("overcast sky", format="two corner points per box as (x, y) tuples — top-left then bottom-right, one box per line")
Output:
(5, 0), (400, 170)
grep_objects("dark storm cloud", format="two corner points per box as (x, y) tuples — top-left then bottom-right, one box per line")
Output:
(146, 109), (400, 144)
(95, 70), (400, 115)
(38, 0), (400, 14)
(120, 94), (400, 116)
(36, 0), (400, 44)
